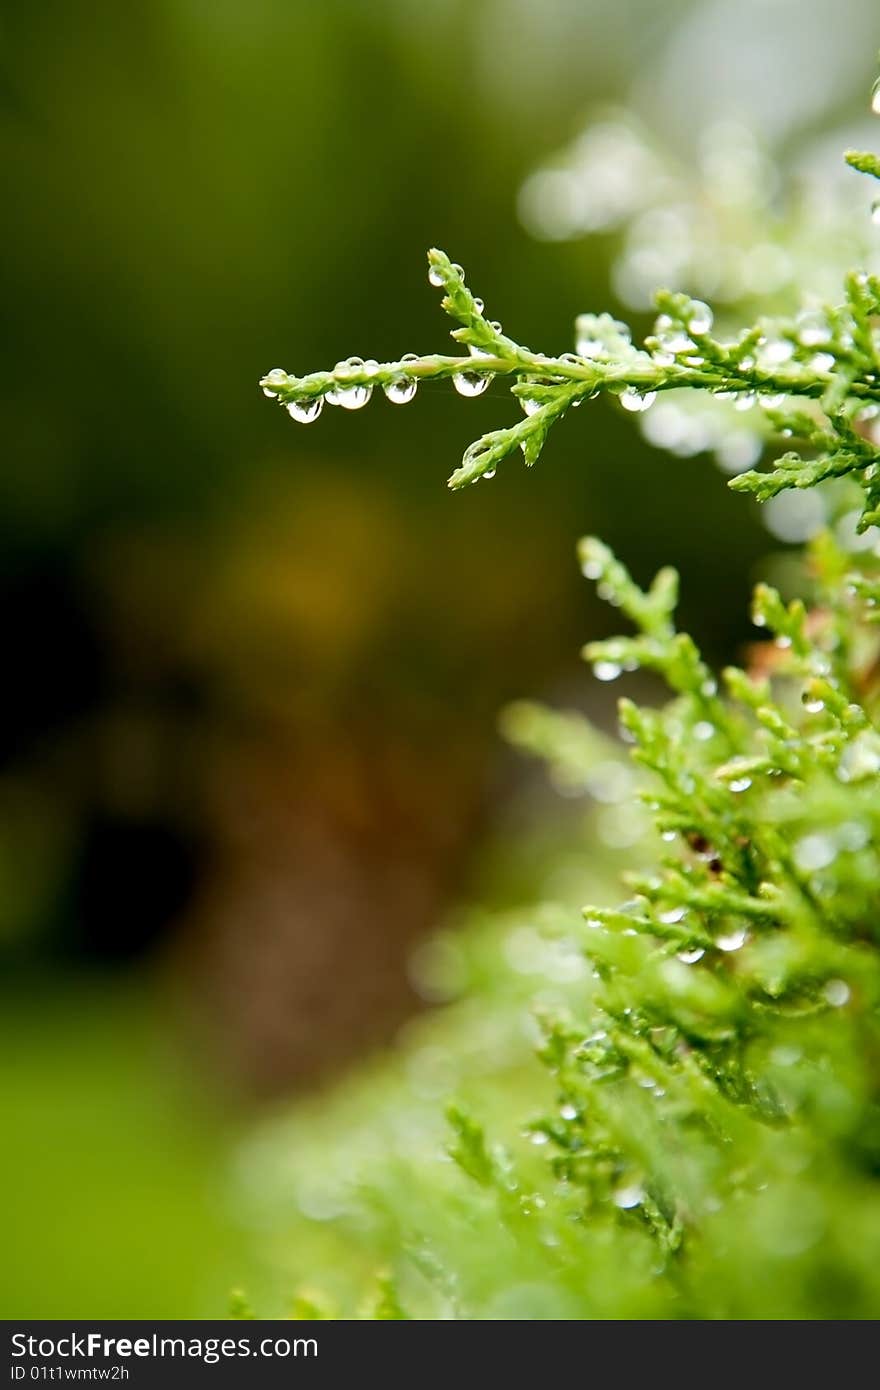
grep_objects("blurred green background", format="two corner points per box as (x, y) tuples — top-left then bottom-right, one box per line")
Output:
(2, 0), (878, 1316)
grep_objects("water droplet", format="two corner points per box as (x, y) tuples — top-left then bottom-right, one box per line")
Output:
(771, 1045), (801, 1067)
(384, 376), (417, 405)
(658, 907), (686, 925)
(871, 76), (880, 116)
(701, 678), (718, 697)
(694, 720), (715, 741)
(734, 392), (756, 412)
(797, 312), (829, 347)
(793, 832), (836, 872)
(838, 821), (869, 851)
(661, 830), (676, 842)
(759, 393), (785, 409)
(327, 382), (372, 410)
(802, 693), (825, 714)
(613, 1183), (644, 1210)
(453, 371), (491, 397)
(334, 356), (364, 380)
(620, 388), (656, 413)
(729, 776), (752, 793)
(576, 335), (603, 357)
(823, 978), (850, 1007)
(261, 367), (288, 398)
(677, 947), (705, 964)
(483, 467), (496, 479)
(809, 352), (835, 373)
(872, 199), (880, 226)
(715, 925), (747, 952)
(560, 1103), (577, 1121)
(286, 396), (323, 424)
(530, 1131), (549, 1146)
(521, 397), (542, 416)
(687, 302), (713, 335)
(761, 339), (795, 366)
(658, 329), (694, 355)
(428, 264), (445, 287)
(594, 661), (622, 682)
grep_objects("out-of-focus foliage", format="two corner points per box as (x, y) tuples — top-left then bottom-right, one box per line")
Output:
(238, 126), (880, 1319)
(237, 515), (880, 1320)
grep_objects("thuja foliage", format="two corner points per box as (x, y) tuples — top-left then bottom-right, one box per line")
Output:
(253, 116), (880, 1318)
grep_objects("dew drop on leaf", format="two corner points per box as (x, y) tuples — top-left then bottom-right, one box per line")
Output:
(794, 832), (836, 871)
(453, 371), (491, 397)
(658, 907), (686, 925)
(687, 302), (713, 335)
(329, 383), (372, 410)
(620, 387), (656, 412)
(286, 397), (324, 424)
(612, 1184), (644, 1210)
(715, 925), (747, 952)
(384, 377), (418, 405)
(823, 979), (850, 1007)
(261, 367), (288, 398)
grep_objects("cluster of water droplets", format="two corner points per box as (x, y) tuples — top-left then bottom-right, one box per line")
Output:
(324, 357), (376, 411)
(272, 351), (431, 422)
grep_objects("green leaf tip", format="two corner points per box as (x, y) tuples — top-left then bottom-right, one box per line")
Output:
(845, 149), (880, 180)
